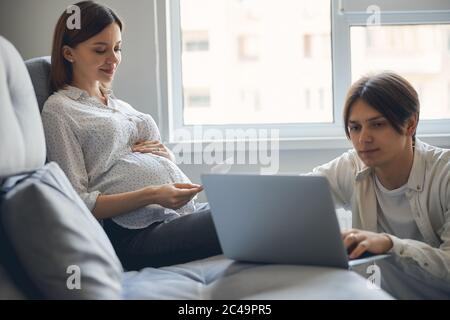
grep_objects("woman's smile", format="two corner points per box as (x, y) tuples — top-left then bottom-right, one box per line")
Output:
(99, 67), (115, 77)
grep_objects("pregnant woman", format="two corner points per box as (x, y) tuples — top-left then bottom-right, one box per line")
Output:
(42, 1), (221, 270)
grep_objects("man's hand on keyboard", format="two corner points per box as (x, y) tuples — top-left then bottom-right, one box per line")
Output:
(342, 229), (393, 259)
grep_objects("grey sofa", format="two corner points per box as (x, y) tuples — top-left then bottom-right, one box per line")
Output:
(0, 35), (393, 300)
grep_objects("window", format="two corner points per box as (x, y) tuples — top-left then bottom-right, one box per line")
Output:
(184, 88), (210, 108)
(333, 0), (450, 138)
(304, 89), (311, 109)
(351, 24), (450, 120)
(448, 31), (450, 51)
(303, 34), (312, 58)
(183, 89), (212, 125)
(318, 88), (325, 110)
(161, 0), (450, 145)
(240, 90), (261, 111)
(238, 35), (259, 61)
(183, 31), (209, 52)
(164, 0), (334, 141)
(448, 82), (450, 111)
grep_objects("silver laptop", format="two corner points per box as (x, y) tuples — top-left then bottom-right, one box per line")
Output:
(201, 174), (389, 269)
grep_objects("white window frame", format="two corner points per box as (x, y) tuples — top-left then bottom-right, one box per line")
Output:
(155, 0), (450, 149)
(334, 0), (450, 147)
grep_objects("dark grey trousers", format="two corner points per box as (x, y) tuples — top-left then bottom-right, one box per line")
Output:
(104, 205), (222, 271)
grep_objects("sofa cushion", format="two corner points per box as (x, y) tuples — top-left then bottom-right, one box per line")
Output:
(0, 162), (123, 299)
(0, 265), (26, 300)
(25, 56), (51, 113)
(122, 255), (394, 299)
(0, 212), (39, 299)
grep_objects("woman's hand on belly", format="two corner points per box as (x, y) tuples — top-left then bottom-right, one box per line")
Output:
(92, 183), (202, 220)
(132, 140), (175, 162)
(151, 183), (203, 209)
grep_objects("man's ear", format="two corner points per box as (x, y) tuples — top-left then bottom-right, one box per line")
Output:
(406, 113), (419, 137)
(62, 45), (75, 63)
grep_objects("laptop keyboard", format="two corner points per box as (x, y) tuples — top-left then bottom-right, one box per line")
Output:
(348, 251), (377, 260)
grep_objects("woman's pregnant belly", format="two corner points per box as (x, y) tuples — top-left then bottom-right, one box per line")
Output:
(93, 152), (197, 229)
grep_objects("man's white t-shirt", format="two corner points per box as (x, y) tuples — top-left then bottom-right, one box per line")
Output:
(374, 175), (448, 299)
(375, 175), (423, 242)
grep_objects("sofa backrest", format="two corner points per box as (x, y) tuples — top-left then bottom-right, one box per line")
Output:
(25, 56), (51, 113)
(0, 36), (46, 179)
(0, 36), (124, 300)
